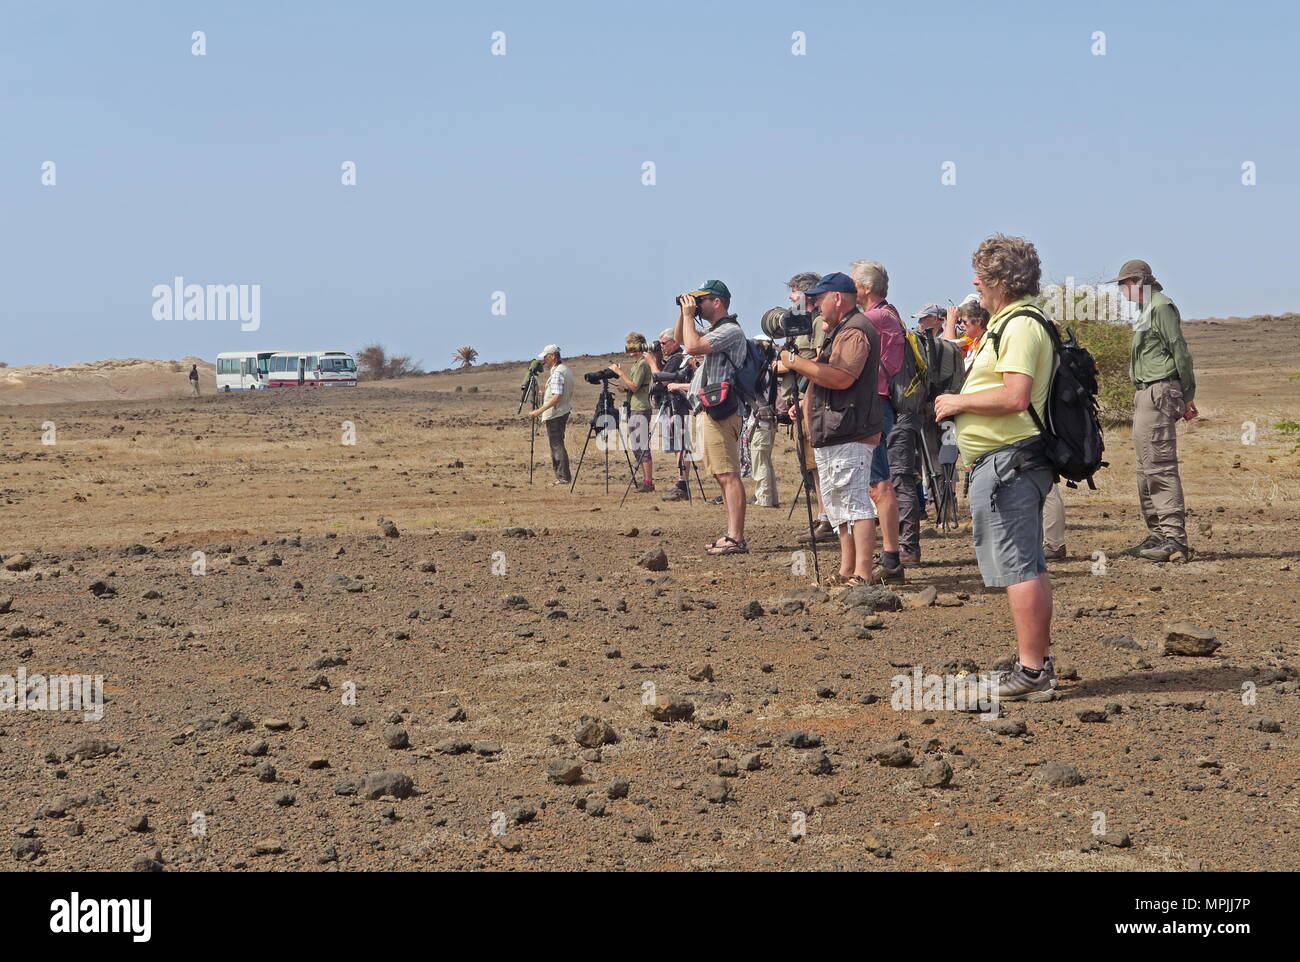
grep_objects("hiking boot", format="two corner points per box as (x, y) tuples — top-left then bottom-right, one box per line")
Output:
(1043, 543), (1067, 561)
(1123, 534), (1163, 557)
(900, 551), (921, 566)
(661, 485), (689, 502)
(705, 495), (724, 505)
(1139, 539), (1194, 563)
(633, 480), (656, 494)
(797, 520), (836, 543)
(980, 660), (1057, 703)
(873, 562), (906, 584)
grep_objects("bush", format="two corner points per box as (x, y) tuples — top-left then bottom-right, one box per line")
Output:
(1039, 280), (1134, 427)
(1279, 372), (1300, 463)
(357, 343), (423, 381)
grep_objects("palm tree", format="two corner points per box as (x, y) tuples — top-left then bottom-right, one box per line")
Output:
(453, 346), (479, 369)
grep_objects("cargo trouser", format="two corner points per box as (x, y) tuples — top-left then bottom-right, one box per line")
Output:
(1042, 483), (1065, 550)
(749, 416), (778, 507)
(1132, 381), (1188, 545)
(888, 411), (922, 557)
(544, 413), (571, 483)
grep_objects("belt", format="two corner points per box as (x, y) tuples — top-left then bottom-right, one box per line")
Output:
(1134, 376), (1177, 390)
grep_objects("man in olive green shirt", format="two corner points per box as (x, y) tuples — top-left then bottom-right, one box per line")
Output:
(1110, 259), (1197, 562)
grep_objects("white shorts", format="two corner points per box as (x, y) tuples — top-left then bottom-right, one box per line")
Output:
(814, 440), (877, 531)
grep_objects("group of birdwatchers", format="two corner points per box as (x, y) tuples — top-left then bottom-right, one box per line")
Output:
(525, 234), (1197, 702)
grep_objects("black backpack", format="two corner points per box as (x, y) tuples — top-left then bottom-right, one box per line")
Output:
(924, 332), (965, 397)
(988, 308), (1107, 488)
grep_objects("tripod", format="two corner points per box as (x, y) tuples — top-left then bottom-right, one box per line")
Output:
(622, 407), (708, 507)
(919, 418), (960, 530)
(570, 385), (638, 496)
(517, 366), (541, 484)
(676, 425), (710, 502)
(781, 346), (821, 583)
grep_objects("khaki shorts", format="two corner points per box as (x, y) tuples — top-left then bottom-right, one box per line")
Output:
(696, 411), (741, 476)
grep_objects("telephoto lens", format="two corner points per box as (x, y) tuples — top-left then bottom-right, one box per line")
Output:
(760, 307), (791, 340)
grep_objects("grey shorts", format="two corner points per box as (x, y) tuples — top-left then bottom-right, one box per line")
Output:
(968, 446), (1052, 588)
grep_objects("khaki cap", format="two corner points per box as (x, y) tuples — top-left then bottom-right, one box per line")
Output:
(1106, 259), (1156, 284)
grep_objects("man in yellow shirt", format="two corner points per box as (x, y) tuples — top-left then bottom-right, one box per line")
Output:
(934, 234), (1056, 703)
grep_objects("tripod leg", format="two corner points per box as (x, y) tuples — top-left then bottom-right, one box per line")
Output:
(787, 387), (820, 584)
(787, 472), (805, 521)
(570, 427), (597, 493)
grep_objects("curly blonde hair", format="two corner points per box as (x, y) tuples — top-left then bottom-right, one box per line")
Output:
(972, 234), (1041, 301)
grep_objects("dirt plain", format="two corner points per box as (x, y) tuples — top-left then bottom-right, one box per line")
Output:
(0, 315), (1297, 872)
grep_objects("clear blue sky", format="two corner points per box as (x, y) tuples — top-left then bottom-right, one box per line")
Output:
(3, 0), (1297, 368)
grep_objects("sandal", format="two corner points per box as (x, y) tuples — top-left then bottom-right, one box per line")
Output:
(821, 573), (852, 587)
(706, 536), (748, 556)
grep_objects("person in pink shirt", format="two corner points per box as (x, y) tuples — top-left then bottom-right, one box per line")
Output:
(850, 260), (906, 583)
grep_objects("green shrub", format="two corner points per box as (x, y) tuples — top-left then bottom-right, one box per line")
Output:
(1279, 372), (1300, 462)
(1039, 280), (1134, 427)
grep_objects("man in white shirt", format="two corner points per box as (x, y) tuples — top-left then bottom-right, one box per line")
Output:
(527, 345), (574, 484)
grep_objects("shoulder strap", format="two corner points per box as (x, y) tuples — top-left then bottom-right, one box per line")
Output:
(988, 306), (1059, 356)
(986, 307), (1059, 430)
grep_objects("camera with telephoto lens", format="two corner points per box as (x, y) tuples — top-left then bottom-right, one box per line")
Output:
(761, 306), (814, 341)
(584, 368), (617, 385)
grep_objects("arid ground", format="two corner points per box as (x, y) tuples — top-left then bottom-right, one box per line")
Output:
(1, 316), (1297, 871)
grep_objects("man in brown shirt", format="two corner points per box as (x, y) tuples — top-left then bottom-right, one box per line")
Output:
(779, 272), (882, 585)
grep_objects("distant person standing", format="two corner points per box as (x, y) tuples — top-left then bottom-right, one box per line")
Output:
(781, 272), (882, 585)
(188, 364), (200, 395)
(1110, 259), (1198, 562)
(944, 293), (991, 373)
(677, 279), (749, 556)
(527, 345), (574, 484)
(609, 332), (654, 493)
(849, 260), (906, 583)
(651, 329), (693, 501)
(934, 234), (1056, 702)
(747, 334), (779, 508)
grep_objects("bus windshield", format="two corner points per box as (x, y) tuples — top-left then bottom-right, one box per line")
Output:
(320, 357), (356, 372)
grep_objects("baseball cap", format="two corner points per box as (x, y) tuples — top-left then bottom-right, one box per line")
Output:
(911, 303), (944, 319)
(959, 292), (981, 308)
(686, 279), (731, 300)
(1105, 259), (1155, 284)
(804, 272), (857, 296)
(753, 333), (773, 343)
(537, 344), (560, 359)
